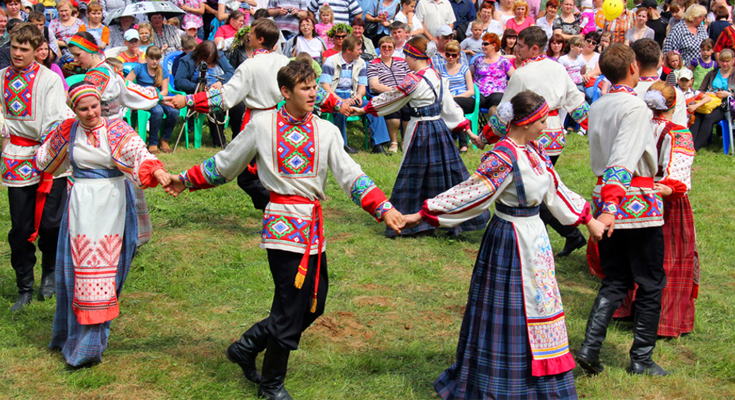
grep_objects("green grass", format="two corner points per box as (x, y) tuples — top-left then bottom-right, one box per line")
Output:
(0, 124), (734, 399)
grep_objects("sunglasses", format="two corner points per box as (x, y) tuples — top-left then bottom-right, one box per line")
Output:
(333, 34), (347, 39)
(482, 42), (491, 46)
(586, 39), (598, 46)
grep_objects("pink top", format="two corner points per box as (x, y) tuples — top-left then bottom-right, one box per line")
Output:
(215, 24), (238, 39)
(50, 63), (69, 91)
(506, 17), (534, 33)
(316, 22), (334, 48)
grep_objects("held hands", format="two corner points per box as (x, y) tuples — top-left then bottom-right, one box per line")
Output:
(586, 217), (605, 243)
(161, 95), (175, 107)
(350, 107), (367, 116)
(402, 212), (423, 229)
(338, 101), (353, 116)
(163, 173), (187, 197)
(468, 131), (486, 150)
(153, 169), (171, 187)
(654, 183), (673, 197)
(171, 94), (188, 109)
(596, 212), (616, 239)
(383, 209), (405, 234)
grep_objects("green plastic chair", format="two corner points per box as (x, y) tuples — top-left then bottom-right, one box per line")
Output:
(465, 84), (481, 137)
(65, 74), (86, 87)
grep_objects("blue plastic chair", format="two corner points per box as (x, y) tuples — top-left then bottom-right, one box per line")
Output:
(718, 119), (732, 155)
(591, 75), (607, 103)
(469, 53), (483, 66)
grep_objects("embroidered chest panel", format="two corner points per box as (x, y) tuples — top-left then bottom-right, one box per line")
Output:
(273, 115), (318, 178)
(4, 63), (40, 120)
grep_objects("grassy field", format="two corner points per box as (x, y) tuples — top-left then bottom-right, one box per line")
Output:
(0, 122), (734, 399)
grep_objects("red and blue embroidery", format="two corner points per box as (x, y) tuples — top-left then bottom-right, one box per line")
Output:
(262, 211), (319, 249)
(274, 111), (317, 178)
(84, 67), (111, 94)
(4, 62), (40, 119)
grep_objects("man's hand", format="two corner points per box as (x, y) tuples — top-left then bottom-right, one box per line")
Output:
(171, 94), (187, 109)
(164, 174), (187, 197)
(338, 101), (353, 116)
(597, 212), (616, 238)
(153, 169), (171, 186)
(402, 212), (423, 229)
(383, 209), (405, 234)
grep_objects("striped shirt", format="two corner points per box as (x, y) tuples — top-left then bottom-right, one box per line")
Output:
(438, 63), (470, 96)
(268, 0), (309, 34)
(321, 54), (368, 91)
(307, 0), (362, 25)
(367, 57), (410, 92)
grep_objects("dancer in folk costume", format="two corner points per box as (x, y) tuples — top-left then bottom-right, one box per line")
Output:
(403, 91), (604, 399)
(38, 83), (170, 367)
(68, 31), (164, 247)
(577, 44), (669, 377)
(170, 19), (350, 211)
(351, 36), (490, 237)
(1, 23), (70, 311)
(610, 82), (699, 337)
(165, 62), (404, 400)
(632, 39), (688, 127)
(485, 27), (591, 258)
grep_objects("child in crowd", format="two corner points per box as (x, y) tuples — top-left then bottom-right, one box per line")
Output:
(461, 20), (484, 57)
(184, 21), (203, 44)
(598, 31), (613, 53)
(78, 1), (109, 49)
(678, 68), (712, 126)
(125, 46), (179, 154)
(138, 22), (153, 53)
(580, 0), (597, 34)
(316, 4), (334, 47)
(559, 36), (587, 91)
(663, 50), (684, 85)
(689, 39), (718, 90)
(395, 0), (423, 36)
(117, 29), (145, 63)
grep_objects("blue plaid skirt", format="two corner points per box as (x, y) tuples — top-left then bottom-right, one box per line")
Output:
(434, 213), (577, 399)
(49, 180), (138, 367)
(386, 118), (490, 236)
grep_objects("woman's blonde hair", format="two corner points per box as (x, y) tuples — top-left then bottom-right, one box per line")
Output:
(683, 4), (707, 21)
(513, 0), (529, 18)
(445, 39), (461, 54)
(56, 0), (75, 12)
(145, 45), (164, 88)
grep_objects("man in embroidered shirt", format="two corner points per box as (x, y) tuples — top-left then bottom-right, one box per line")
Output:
(416, 0), (456, 42)
(321, 34), (391, 155)
(1, 23), (69, 311)
(578, 44), (668, 377)
(165, 61), (404, 400)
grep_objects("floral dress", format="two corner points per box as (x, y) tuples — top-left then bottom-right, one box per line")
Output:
(472, 56), (512, 97)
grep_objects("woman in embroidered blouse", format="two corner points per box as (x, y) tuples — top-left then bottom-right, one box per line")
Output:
(611, 81), (699, 338)
(39, 83), (170, 368)
(553, 0), (582, 41)
(352, 36), (491, 237)
(662, 4), (708, 66)
(49, 0), (84, 64)
(403, 91), (604, 399)
(473, 32), (515, 112)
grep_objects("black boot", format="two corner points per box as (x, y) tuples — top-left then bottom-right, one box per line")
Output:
(372, 144), (390, 156)
(257, 340), (292, 400)
(227, 322), (269, 384)
(556, 230), (587, 257)
(11, 271), (34, 312)
(628, 310), (669, 376)
(344, 145), (358, 154)
(11, 292), (33, 312)
(576, 296), (618, 374)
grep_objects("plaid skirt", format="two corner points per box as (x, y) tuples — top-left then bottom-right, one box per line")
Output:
(434, 214), (577, 399)
(49, 181), (138, 367)
(612, 196), (699, 337)
(132, 184), (152, 246)
(387, 118), (490, 236)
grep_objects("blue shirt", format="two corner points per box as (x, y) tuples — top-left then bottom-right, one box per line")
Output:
(713, 70), (729, 91)
(438, 63), (470, 96)
(132, 62), (171, 88)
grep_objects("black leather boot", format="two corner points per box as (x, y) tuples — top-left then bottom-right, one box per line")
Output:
(11, 272), (34, 312)
(257, 340), (292, 400)
(39, 253), (56, 300)
(556, 231), (587, 257)
(227, 322), (268, 384)
(628, 311), (669, 376)
(11, 292), (33, 312)
(576, 296), (617, 374)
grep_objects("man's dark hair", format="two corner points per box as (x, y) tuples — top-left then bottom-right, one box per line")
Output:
(252, 18), (280, 50)
(517, 26), (548, 51)
(27, 10), (44, 23)
(277, 60), (316, 92)
(631, 38), (661, 71)
(10, 22), (43, 50)
(343, 34), (360, 51)
(600, 44), (636, 84)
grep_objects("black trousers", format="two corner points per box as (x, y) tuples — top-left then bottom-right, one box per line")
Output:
(597, 227), (666, 323)
(540, 155), (585, 242)
(8, 178), (68, 293)
(236, 157), (270, 211)
(256, 249), (329, 350)
(691, 109), (724, 151)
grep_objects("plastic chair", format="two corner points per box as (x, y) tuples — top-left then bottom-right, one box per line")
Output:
(469, 53), (483, 66)
(465, 84), (481, 136)
(718, 119), (732, 155)
(591, 75), (607, 103)
(65, 74), (86, 87)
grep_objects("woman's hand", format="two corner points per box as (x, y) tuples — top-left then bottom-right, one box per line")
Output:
(717, 90), (732, 98)
(586, 218), (605, 242)
(210, 81), (223, 90)
(468, 132), (486, 149)
(654, 183), (673, 197)
(402, 212), (424, 229)
(350, 107), (366, 116)
(153, 169), (171, 186)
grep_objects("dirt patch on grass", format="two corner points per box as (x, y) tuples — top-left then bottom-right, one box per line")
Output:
(308, 311), (374, 350)
(444, 304), (466, 316)
(353, 296), (392, 307)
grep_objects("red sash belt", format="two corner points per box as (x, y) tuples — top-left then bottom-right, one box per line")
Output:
(548, 110), (559, 117)
(269, 193), (324, 313)
(596, 176), (654, 188)
(243, 106), (277, 175)
(10, 135), (52, 243)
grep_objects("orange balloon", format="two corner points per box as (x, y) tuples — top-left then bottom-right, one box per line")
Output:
(595, 9), (606, 28)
